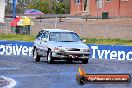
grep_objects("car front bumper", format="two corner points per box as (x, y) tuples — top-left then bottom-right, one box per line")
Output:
(52, 51), (90, 60)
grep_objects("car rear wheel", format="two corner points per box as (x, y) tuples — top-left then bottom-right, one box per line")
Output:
(47, 50), (54, 64)
(33, 48), (40, 62)
(82, 59), (88, 64)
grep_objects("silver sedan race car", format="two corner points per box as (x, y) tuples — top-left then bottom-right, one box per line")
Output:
(33, 29), (90, 64)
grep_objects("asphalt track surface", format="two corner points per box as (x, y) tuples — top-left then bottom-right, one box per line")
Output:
(0, 55), (132, 88)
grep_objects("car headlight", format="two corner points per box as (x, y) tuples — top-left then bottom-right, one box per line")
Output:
(53, 47), (65, 52)
(81, 49), (90, 52)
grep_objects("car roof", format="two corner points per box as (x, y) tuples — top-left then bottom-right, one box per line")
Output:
(42, 29), (74, 32)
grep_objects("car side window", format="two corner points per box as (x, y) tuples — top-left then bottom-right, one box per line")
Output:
(41, 31), (49, 39)
(50, 32), (59, 41)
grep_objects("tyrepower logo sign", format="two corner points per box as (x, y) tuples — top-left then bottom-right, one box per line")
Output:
(89, 45), (132, 60)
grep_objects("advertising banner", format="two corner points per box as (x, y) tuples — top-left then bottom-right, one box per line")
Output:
(88, 44), (132, 60)
(0, 41), (131, 60)
(0, 41), (33, 56)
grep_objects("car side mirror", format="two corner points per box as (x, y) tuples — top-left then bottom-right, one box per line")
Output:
(82, 40), (86, 43)
(37, 37), (41, 40)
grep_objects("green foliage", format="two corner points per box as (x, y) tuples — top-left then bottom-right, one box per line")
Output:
(27, 1), (50, 14)
(27, 0), (70, 14)
(5, 5), (11, 14)
(0, 34), (35, 42)
(16, 6), (23, 13)
(53, 3), (66, 14)
(84, 38), (132, 46)
(5, 0), (70, 14)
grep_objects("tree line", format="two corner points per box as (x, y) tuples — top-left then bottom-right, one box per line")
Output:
(5, 0), (70, 14)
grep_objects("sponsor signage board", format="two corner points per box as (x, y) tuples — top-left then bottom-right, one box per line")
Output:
(0, 41), (131, 60)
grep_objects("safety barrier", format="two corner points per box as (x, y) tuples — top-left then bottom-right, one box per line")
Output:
(0, 41), (33, 56)
(0, 41), (131, 60)
(88, 44), (132, 60)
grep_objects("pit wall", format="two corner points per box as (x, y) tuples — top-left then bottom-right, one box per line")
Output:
(0, 41), (131, 60)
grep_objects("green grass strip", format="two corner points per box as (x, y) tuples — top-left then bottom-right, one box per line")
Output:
(0, 34), (131, 45)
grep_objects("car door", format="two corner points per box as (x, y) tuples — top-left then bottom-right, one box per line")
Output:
(34, 31), (43, 50)
(39, 31), (49, 56)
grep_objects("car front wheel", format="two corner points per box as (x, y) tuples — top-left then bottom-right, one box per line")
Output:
(47, 50), (54, 64)
(33, 48), (40, 62)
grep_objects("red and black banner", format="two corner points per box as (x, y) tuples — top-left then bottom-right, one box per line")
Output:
(76, 66), (131, 85)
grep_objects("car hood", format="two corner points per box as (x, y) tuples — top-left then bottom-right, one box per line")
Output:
(48, 41), (89, 49)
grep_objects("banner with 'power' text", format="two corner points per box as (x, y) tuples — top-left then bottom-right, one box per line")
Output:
(0, 41), (33, 56)
(0, 41), (131, 60)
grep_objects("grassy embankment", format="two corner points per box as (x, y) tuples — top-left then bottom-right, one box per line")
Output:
(0, 34), (131, 45)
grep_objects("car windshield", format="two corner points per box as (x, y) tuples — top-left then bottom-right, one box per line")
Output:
(49, 32), (81, 42)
